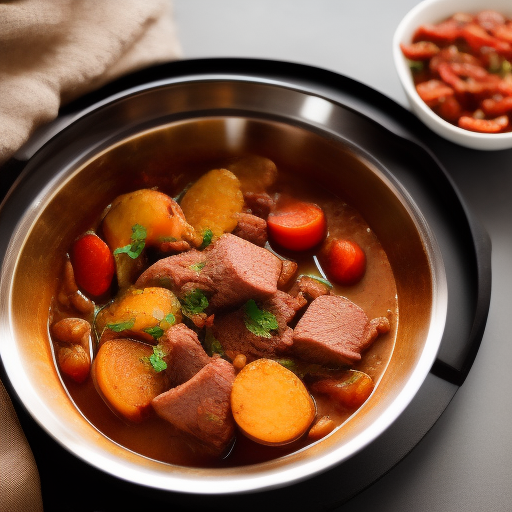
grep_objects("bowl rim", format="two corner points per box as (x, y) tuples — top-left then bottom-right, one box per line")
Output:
(393, 0), (512, 150)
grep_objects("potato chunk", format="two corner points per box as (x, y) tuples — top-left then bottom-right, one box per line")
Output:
(180, 169), (244, 240)
(96, 287), (182, 343)
(227, 155), (278, 193)
(231, 358), (316, 445)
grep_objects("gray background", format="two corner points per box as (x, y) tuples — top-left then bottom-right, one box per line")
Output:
(172, 1), (512, 510)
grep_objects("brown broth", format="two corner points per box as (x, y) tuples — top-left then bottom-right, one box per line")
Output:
(50, 156), (398, 468)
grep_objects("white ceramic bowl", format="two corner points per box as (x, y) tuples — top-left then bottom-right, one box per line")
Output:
(393, 0), (512, 150)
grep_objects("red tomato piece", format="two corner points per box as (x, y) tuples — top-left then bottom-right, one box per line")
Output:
(416, 79), (454, 106)
(458, 115), (509, 133)
(437, 95), (463, 122)
(400, 41), (439, 60)
(322, 239), (366, 286)
(476, 10), (506, 31)
(482, 96), (512, 117)
(70, 233), (115, 296)
(491, 22), (512, 43)
(461, 23), (512, 55)
(412, 20), (461, 45)
(267, 201), (326, 251)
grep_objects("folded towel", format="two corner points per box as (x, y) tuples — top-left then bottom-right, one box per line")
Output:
(0, 0), (182, 166)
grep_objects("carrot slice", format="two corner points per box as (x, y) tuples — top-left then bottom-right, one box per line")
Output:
(231, 358), (316, 445)
(267, 200), (326, 251)
(92, 339), (169, 422)
(321, 238), (366, 286)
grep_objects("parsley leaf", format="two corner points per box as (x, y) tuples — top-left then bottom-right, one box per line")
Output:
(107, 318), (135, 332)
(243, 299), (278, 338)
(189, 261), (206, 272)
(204, 329), (225, 357)
(143, 325), (165, 340)
(180, 289), (209, 315)
(143, 313), (176, 340)
(199, 229), (213, 250)
(113, 224), (147, 259)
(148, 345), (167, 372)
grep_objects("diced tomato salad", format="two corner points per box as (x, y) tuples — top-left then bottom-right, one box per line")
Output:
(400, 10), (512, 133)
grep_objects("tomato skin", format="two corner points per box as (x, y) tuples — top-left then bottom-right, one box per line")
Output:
(70, 233), (115, 296)
(400, 41), (439, 60)
(267, 201), (326, 252)
(458, 115), (509, 133)
(322, 239), (366, 286)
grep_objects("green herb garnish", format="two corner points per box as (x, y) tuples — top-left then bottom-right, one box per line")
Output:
(143, 313), (176, 340)
(113, 224), (147, 259)
(199, 229), (213, 250)
(180, 289), (209, 315)
(204, 329), (225, 357)
(189, 261), (206, 272)
(148, 345), (167, 372)
(243, 299), (278, 338)
(408, 60), (424, 73)
(106, 318), (135, 332)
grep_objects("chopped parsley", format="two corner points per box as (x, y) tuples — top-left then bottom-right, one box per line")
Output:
(204, 329), (225, 357)
(243, 299), (278, 339)
(180, 289), (209, 315)
(113, 224), (147, 259)
(189, 261), (206, 272)
(148, 345), (167, 373)
(143, 313), (176, 340)
(199, 229), (213, 250)
(106, 318), (135, 332)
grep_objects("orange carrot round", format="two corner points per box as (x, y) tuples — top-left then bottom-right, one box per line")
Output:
(92, 339), (168, 422)
(322, 238), (366, 285)
(267, 201), (326, 251)
(231, 358), (316, 445)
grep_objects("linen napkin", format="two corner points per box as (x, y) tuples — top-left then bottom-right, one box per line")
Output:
(0, 0), (182, 166)
(0, 1), (181, 510)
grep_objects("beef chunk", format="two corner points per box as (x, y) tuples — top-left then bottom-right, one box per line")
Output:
(292, 295), (390, 366)
(135, 249), (213, 294)
(202, 234), (282, 309)
(289, 275), (332, 301)
(212, 290), (306, 362)
(159, 324), (210, 388)
(243, 191), (276, 219)
(152, 357), (236, 454)
(277, 260), (298, 289)
(232, 212), (268, 247)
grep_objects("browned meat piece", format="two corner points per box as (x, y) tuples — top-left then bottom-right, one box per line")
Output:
(277, 260), (298, 289)
(202, 234), (282, 309)
(152, 357), (236, 454)
(232, 212), (268, 247)
(243, 191), (276, 219)
(159, 324), (210, 388)
(292, 295), (390, 366)
(212, 291), (306, 362)
(135, 249), (213, 293)
(289, 275), (332, 301)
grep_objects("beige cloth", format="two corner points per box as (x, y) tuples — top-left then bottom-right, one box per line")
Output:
(0, 0), (182, 166)
(0, 1), (181, 510)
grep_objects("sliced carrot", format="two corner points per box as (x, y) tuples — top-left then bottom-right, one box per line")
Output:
(267, 200), (326, 251)
(321, 238), (366, 286)
(92, 339), (169, 422)
(308, 415), (336, 440)
(70, 233), (114, 297)
(311, 370), (374, 409)
(230, 358), (316, 445)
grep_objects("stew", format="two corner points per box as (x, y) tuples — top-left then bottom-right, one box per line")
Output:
(48, 154), (397, 467)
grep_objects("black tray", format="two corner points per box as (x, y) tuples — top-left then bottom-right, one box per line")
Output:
(0, 59), (492, 512)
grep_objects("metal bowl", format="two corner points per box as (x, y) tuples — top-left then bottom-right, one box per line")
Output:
(0, 77), (447, 494)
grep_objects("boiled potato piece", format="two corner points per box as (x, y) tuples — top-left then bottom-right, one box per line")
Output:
(180, 169), (244, 240)
(227, 155), (278, 193)
(92, 338), (168, 422)
(231, 358), (316, 445)
(102, 188), (201, 252)
(96, 287), (182, 343)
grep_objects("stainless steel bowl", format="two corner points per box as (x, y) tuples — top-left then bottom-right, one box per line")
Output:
(0, 76), (447, 494)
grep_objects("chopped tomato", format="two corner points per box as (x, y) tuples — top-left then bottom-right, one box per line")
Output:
(482, 96), (512, 116)
(416, 79), (454, 106)
(491, 22), (512, 43)
(70, 233), (115, 296)
(413, 20), (462, 45)
(458, 115), (509, 133)
(267, 200), (326, 251)
(400, 41), (439, 60)
(460, 23), (512, 55)
(437, 95), (463, 122)
(321, 238), (366, 286)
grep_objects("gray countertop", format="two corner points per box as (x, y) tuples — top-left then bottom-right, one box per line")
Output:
(173, 1), (512, 510)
